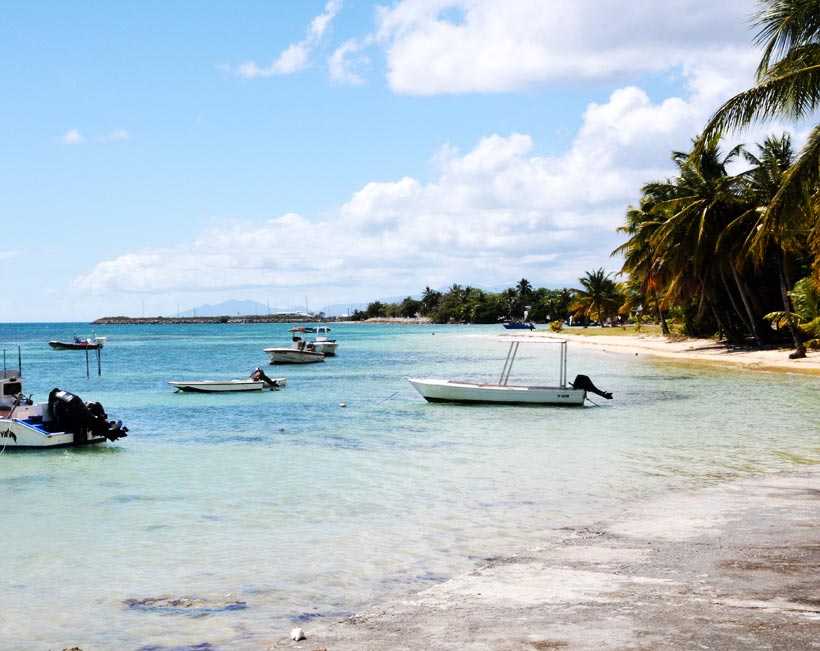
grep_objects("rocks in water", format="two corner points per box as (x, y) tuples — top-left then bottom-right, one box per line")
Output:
(124, 596), (247, 616)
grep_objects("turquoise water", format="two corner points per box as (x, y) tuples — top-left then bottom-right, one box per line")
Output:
(1, 322), (819, 650)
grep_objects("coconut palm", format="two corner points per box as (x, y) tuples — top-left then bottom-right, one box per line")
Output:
(516, 278), (533, 301)
(642, 139), (754, 341)
(421, 286), (441, 315)
(614, 195), (671, 334)
(739, 133), (811, 354)
(699, 0), (820, 277)
(571, 268), (621, 325)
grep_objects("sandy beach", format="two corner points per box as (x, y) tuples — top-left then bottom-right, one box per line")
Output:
(530, 330), (820, 376)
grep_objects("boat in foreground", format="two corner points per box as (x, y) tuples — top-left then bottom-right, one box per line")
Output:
(169, 369), (286, 393)
(407, 338), (612, 407)
(48, 335), (106, 350)
(407, 378), (587, 405)
(1, 370), (128, 450)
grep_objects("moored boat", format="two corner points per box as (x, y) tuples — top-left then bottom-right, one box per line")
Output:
(1, 368), (128, 450)
(407, 338), (612, 407)
(49, 335), (106, 350)
(290, 325), (339, 356)
(169, 368), (286, 393)
(501, 321), (535, 330)
(264, 333), (325, 364)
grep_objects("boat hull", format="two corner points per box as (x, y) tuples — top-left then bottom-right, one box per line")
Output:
(407, 378), (586, 406)
(49, 341), (103, 350)
(168, 379), (286, 392)
(312, 341), (338, 356)
(264, 348), (325, 364)
(1, 410), (109, 449)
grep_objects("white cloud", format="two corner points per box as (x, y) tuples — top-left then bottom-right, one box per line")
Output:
(227, 0), (342, 78)
(59, 128), (84, 145)
(98, 129), (131, 142)
(329, 38), (368, 86)
(74, 78), (719, 302)
(375, 0), (755, 95)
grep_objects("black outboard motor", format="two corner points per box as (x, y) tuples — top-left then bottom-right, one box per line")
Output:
(250, 367), (282, 390)
(571, 375), (613, 400)
(48, 388), (129, 443)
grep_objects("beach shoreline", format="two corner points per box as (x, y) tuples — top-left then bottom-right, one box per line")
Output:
(523, 330), (820, 376)
(288, 467), (820, 650)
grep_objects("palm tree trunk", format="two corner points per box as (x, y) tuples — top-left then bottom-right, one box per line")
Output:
(729, 264), (763, 347)
(652, 288), (670, 335)
(719, 267), (750, 335)
(777, 250), (806, 358)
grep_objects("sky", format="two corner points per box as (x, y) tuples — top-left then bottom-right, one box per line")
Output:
(0, 0), (798, 321)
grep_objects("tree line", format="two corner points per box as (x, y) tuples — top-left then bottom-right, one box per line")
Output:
(350, 273), (622, 326)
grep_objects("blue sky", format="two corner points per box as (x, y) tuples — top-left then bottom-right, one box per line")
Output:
(1, 0), (788, 321)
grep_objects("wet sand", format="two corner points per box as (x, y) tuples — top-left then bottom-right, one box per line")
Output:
(280, 468), (820, 650)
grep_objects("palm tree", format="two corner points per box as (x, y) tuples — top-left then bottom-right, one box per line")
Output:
(642, 139), (754, 342)
(499, 288), (521, 319)
(572, 268), (621, 325)
(516, 278), (533, 301)
(698, 0), (820, 339)
(614, 196), (671, 334)
(421, 286), (441, 315)
(740, 133), (811, 354)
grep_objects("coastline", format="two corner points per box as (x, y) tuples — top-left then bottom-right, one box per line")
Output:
(526, 330), (820, 376)
(289, 467), (820, 650)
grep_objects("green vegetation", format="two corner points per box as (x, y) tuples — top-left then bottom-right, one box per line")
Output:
(350, 280), (583, 325)
(617, 0), (820, 355)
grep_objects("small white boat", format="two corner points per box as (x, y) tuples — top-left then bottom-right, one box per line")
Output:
(291, 325), (339, 356)
(169, 369), (286, 392)
(264, 334), (325, 364)
(1, 365), (128, 450)
(407, 338), (612, 407)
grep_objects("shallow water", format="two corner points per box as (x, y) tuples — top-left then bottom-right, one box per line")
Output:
(1, 322), (819, 650)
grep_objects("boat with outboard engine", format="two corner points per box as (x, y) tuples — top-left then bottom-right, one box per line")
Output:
(48, 335), (106, 350)
(407, 337), (612, 406)
(1, 369), (128, 450)
(169, 368), (286, 393)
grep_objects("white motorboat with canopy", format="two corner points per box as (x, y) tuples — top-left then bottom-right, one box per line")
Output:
(289, 325), (338, 356)
(407, 338), (612, 406)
